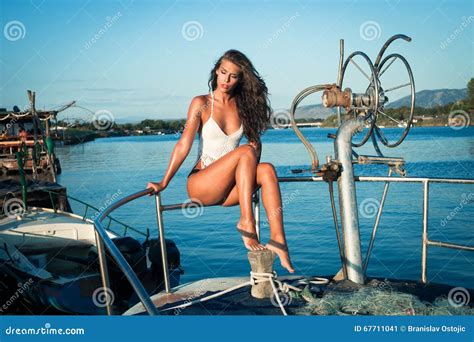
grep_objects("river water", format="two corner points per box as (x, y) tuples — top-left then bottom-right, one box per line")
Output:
(55, 126), (474, 288)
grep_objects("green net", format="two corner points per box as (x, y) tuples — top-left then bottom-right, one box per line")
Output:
(295, 280), (473, 316)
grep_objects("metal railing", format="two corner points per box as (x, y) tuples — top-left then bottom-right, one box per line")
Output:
(93, 188), (160, 315)
(90, 174), (473, 316)
(155, 189), (262, 292)
(42, 189), (150, 239)
(278, 175), (474, 283)
(91, 187), (262, 315)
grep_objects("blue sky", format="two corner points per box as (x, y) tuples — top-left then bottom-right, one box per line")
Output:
(0, 0), (473, 122)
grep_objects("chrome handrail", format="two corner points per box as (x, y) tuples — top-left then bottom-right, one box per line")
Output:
(91, 175), (472, 315)
(93, 188), (159, 315)
(279, 175), (474, 283)
(90, 186), (262, 315)
(155, 175), (473, 286)
(40, 188), (150, 239)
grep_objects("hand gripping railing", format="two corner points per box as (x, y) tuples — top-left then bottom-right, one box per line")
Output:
(92, 186), (262, 316)
(93, 188), (160, 315)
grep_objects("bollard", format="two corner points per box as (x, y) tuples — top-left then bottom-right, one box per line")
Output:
(248, 250), (275, 299)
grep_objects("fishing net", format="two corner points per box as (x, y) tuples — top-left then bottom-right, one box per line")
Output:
(295, 279), (473, 316)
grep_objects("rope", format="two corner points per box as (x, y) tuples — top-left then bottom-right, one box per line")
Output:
(0, 112), (31, 121)
(159, 271), (317, 316)
(160, 280), (252, 313)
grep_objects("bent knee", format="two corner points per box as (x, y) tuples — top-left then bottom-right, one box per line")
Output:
(258, 162), (278, 181)
(237, 144), (258, 160)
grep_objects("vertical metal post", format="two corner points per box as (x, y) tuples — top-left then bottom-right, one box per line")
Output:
(363, 168), (392, 273)
(421, 180), (429, 284)
(253, 189), (261, 240)
(27, 90), (38, 180)
(94, 230), (113, 315)
(155, 194), (171, 293)
(44, 119), (57, 183)
(334, 118), (365, 284)
(15, 152), (28, 209)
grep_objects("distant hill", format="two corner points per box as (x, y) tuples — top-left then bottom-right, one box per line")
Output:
(290, 88), (468, 120)
(386, 88), (467, 108)
(294, 104), (336, 119)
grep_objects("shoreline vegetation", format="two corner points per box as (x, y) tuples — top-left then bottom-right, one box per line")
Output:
(55, 79), (474, 145)
(54, 106), (473, 145)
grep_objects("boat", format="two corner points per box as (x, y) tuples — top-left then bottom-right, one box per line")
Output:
(3, 36), (471, 317)
(0, 205), (181, 314)
(0, 92), (183, 315)
(84, 35), (473, 316)
(0, 90), (79, 183)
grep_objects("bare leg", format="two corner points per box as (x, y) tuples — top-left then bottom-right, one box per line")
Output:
(259, 164), (294, 273)
(222, 163), (294, 273)
(187, 144), (263, 250)
(234, 145), (265, 251)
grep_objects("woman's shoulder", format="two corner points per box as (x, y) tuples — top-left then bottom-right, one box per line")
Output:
(189, 94), (211, 113)
(190, 94), (210, 105)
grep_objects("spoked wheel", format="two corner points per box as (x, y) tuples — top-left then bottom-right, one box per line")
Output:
(339, 51), (380, 147)
(374, 53), (415, 147)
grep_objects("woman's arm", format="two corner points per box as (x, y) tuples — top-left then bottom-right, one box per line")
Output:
(147, 96), (207, 193)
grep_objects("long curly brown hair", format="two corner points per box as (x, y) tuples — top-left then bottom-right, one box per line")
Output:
(208, 50), (271, 144)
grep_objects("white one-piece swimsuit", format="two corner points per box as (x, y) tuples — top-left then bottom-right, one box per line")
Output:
(195, 89), (244, 169)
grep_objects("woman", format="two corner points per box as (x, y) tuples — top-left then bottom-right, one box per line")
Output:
(147, 50), (294, 273)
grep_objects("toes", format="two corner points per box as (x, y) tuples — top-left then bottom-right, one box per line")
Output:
(247, 242), (266, 251)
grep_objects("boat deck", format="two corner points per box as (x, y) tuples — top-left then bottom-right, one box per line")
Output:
(124, 276), (474, 316)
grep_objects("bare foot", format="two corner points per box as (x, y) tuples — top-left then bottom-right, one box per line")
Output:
(237, 218), (265, 251)
(265, 241), (295, 273)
